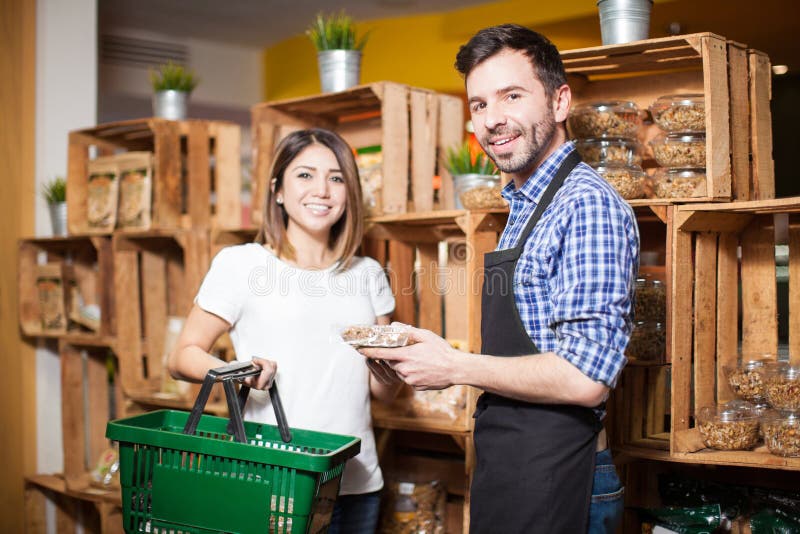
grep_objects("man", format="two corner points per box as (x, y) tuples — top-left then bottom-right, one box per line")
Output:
(361, 24), (638, 533)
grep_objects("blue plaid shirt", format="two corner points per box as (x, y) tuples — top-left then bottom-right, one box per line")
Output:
(497, 141), (639, 389)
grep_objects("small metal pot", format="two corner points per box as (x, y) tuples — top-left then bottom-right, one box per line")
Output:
(317, 50), (361, 93)
(153, 90), (189, 120)
(597, 0), (653, 45)
(49, 201), (67, 237)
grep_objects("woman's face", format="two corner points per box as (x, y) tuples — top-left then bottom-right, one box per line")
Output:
(277, 143), (347, 242)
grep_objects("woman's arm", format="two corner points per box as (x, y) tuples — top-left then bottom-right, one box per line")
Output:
(168, 304), (276, 390)
(368, 314), (404, 404)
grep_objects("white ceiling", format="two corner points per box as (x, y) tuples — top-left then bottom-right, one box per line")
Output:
(99, 0), (492, 48)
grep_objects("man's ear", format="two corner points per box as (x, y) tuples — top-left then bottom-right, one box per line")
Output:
(552, 84), (572, 123)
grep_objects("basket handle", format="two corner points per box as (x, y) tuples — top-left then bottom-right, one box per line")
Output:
(182, 360), (292, 444)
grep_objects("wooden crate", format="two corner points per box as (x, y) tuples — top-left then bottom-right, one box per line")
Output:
(67, 119), (241, 233)
(18, 236), (114, 338)
(561, 33), (774, 204)
(26, 474), (123, 534)
(113, 230), (209, 397)
(251, 82), (464, 219)
(668, 197), (800, 469)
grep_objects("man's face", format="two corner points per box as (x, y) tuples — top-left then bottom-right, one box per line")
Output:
(466, 49), (561, 179)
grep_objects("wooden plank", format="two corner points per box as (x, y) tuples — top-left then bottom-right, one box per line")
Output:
(24, 484), (46, 534)
(251, 120), (277, 227)
(443, 240), (468, 342)
(789, 215), (800, 365)
(417, 242), (442, 335)
(141, 249), (167, 390)
(166, 246), (184, 318)
(693, 232), (718, 410)
(410, 90), (438, 213)
(465, 213), (499, 353)
(181, 230), (211, 315)
(649, 366), (668, 436)
(18, 241), (40, 334)
(113, 246), (144, 395)
(717, 232), (740, 402)
(86, 350), (111, 482)
(701, 35), (731, 200)
(670, 219), (694, 451)
(438, 95), (464, 211)
(186, 121), (211, 228)
(151, 120), (182, 227)
(67, 133), (89, 234)
(727, 43), (751, 201)
(628, 367), (645, 443)
(214, 123), (242, 229)
(60, 342), (86, 489)
(749, 50), (775, 200)
(91, 236), (115, 336)
(381, 83), (410, 214)
(388, 240), (415, 325)
(677, 211), (752, 233)
(740, 217), (778, 357)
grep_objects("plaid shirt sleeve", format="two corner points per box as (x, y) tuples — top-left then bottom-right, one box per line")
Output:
(550, 190), (638, 388)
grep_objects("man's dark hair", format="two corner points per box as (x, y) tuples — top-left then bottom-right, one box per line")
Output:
(455, 24), (567, 97)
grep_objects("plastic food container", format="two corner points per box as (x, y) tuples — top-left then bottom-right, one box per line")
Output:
(592, 163), (646, 200)
(696, 404), (760, 451)
(568, 101), (641, 139)
(650, 94), (706, 133)
(453, 174), (506, 210)
(765, 365), (800, 410)
(724, 359), (784, 404)
(652, 168), (706, 199)
(634, 276), (666, 323)
(650, 133), (706, 168)
(340, 324), (410, 348)
(626, 321), (665, 362)
(761, 410), (800, 457)
(574, 138), (642, 166)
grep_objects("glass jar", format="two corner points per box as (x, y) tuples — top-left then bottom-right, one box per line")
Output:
(591, 163), (646, 200)
(765, 364), (800, 410)
(723, 358), (785, 404)
(568, 101), (641, 139)
(761, 410), (800, 457)
(696, 404), (760, 451)
(453, 174), (506, 210)
(652, 168), (706, 199)
(626, 321), (665, 363)
(574, 138), (642, 166)
(650, 94), (705, 133)
(634, 276), (666, 323)
(650, 133), (706, 168)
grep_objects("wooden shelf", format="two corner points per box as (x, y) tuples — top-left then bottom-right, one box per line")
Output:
(26, 474), (120, 505)
(125, 392), (228, 416)
(372, 413), (472, 437)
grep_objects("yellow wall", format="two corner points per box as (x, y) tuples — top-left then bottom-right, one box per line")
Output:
(263, 0), (675, 100)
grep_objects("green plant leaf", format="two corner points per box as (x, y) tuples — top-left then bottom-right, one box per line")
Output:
(307, 10), (368, 51)
(42, 176), (67, 203)
(443, 141), (498, 176)
(149, 61), (199, 93)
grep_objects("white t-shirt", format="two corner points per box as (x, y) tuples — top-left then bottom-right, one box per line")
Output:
(195, 243), (395, 495)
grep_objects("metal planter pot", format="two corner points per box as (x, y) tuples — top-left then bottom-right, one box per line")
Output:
(597, 0), (653, 45)
(317, 50), (361, 93)
(49, 201), (67, 236)
(153, 90), (189, 120)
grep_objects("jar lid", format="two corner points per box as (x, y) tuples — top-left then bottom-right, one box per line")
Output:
(761, 409), (800, 424)
(576, 137), (640, 148)
(651, 94), (704, 108)
(698, 404), (759, 423)
(591, 162), (645, 177)
(770, 364), (800, 380)
(651, 132), (706, 145)
(652, 168), (706, 182)
(573, 101), (640, 114)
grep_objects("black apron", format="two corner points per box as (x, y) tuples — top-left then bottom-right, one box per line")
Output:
(470, 150), (600, 533)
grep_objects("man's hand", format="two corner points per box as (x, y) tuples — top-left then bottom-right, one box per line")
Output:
(241, 356), (277, 390)
(359, 324), (461, 390)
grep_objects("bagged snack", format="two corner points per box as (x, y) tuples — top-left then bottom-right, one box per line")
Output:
(86, 155), (119, 233)
(356, 146), (383, 216)
(36, 263), (66, 333)
(379, 479), (446, 534)
(411, 386), (467, 420)
(116, 151), (153, 230)
(340, 325), (409, 348)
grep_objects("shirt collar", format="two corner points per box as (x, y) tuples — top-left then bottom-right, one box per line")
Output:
(501, 141), (576, 204)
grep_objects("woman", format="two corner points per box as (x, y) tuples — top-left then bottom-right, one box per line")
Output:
(168, 128), (401, 533)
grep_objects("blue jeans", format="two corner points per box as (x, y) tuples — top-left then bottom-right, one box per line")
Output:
(327, 490), (381, 534)
(588, 449), (625, 534)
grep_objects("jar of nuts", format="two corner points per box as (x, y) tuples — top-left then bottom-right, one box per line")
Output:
(652, 168), (706, 199)
(650, 133), (706, 168)
(724, 359), (785, 404)
(453, 174), (506, 210)
(568, 101), (642, 139)
(626, 321), (665, 362)
(765, 364), (800, 410)
(634, 276), (666, 323)
(574, 138), (642, 166)
(649, 94), (705, 133)
(761, 410), (800, 457)
(591, 163), (646, 200)
(696, 404), (761, 451)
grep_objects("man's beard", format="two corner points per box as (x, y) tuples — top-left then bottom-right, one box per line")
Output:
(481, 111), (557, 174)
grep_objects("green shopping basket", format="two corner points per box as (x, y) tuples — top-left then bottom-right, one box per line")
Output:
(106, 361), (361, 534)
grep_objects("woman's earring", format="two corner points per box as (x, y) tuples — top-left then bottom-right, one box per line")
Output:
(275, 196), (283, 205)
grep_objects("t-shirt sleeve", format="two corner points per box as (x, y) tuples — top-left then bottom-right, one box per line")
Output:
(365, 258), (395, 317)
(195, 247), (248, 325)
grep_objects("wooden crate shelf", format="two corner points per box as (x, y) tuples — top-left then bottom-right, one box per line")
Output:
(113, 229), (210, 397)
(562, 33), (774, 203)
(67, 119), (242, 234)
(251, 82), (464, 220)
(18, 235), (114, 338)
(25, 474), (123, 534)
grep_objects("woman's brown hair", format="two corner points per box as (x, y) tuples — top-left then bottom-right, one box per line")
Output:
(255, 128), (364, 270)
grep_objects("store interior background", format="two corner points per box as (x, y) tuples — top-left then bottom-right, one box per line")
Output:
(2, 0), (799, 530)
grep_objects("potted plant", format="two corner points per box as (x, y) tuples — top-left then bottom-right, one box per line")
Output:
(443, 141), (506, 210)
(149, 61), (199, 120)
(42, 176), (67, 236)
(306, 11), (368, 93)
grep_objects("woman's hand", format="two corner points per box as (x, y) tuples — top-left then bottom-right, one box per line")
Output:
(367, 358), (403, 386)
(242, 356), (277, 390)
